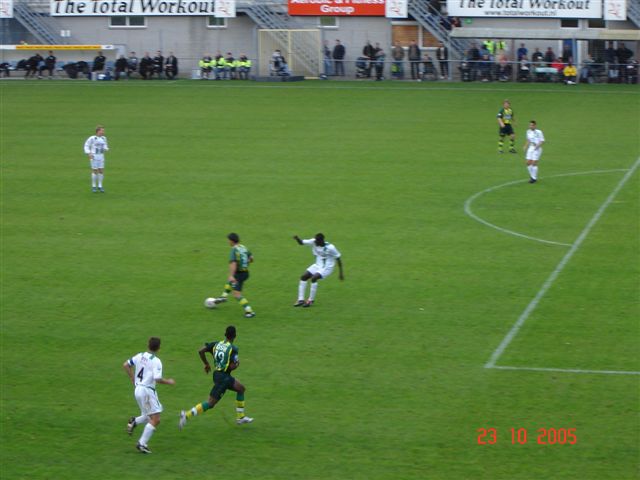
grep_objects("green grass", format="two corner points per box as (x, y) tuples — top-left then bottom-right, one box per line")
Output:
(1, 80), (639, 480)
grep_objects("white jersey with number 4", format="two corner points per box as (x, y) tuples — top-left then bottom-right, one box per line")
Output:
(127, 352), (163, 389)
(84, 135), (109, 159)
(302, 239), (341, 269)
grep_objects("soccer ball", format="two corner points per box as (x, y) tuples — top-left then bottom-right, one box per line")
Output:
(204, 297), (217, 309)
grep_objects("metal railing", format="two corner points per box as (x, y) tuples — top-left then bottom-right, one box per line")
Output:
(627, 0), (640, 28)
(407, 0), (470, 59)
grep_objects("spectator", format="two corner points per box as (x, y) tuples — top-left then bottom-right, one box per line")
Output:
(563, 61), (577, 84)
(517, 43), (528, 61)
(421, 52), (436, 81)
(114, 54), (128, 80)
(199, 54), (212, 79)
(625, 57), (638, 84)
(165, 52), (178, 79)
(617, 42), (633, 82)
(271, 49), (290, 76)
(450, 16), (461, 27)
(24, 53), (42, 79)
(496, 53), (511, 81)
(543, 47), (555, 65)
(127, 51), (138, 78)
(92, 51), (106, 73)
(0, 62), (10, 77)
(225, 52), (236, 79)
(363, 41), (375, 78)
(391, 44), (404, 79)
(561, 44), (573, 63)
(139, 52), (153, 80)
(531, 47), (544, 66)
(579, 54), (595, 83)
(322, 40), (332, 76)
(604, 42), (618, 83)
(39, 50), (56, 79)
(467, 42), (481, 81)
(408, 40), (421, 80)
(374, 46), (385, 81)
(436, 41), (448, 79)
(518, 55), (531, 82)
(332, 39), (345, 76)
(237, 54), (251, 80)
(151, 50), (164, 79)
(215, 52), (225, 79)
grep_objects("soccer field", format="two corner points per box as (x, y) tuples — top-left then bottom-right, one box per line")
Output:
(1, 80), (639, 480)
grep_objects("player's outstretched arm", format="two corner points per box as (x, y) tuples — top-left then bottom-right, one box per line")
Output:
(293, 235), (303, 245)
(198, 345), (212, 373)
(337, 258), (344, 281)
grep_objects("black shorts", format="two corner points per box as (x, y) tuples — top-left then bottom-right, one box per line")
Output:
(210, 371), (236, 400)
(231, 271), (249, 291)
(500, 124), (514, 136)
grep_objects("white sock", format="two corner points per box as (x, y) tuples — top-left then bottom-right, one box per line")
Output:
(298, 280), (307, 301)
(527, 165), (533, 177)
(91, 173), (97, 187)
(531, 166), (538, 180)
(139, 423), (155, 446)
(98, 174), (104, 188)
(309, 282), (318, 301)
(135, 415), (149, 426)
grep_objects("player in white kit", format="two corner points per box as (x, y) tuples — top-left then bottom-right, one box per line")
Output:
(123, 337), (175, 454)
(523, 120), (545, 184)
(293, 233), (344, 307)
(84, 125), (109, 193)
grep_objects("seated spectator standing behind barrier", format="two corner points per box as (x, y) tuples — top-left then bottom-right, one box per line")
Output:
(625, 57), (638, 84)
(323, 40), (332, 76)
(579, 54), (595, 83)
(139, 52), (153, 80)
(0, 62), (10, 77)
(151, 51), (164, 79)
(408, 40), (421, 80)
(25, 53), (42, 78)
(165, 52), (178, 79)
(271, 50), (290, 76)
(391, 44), (404, 79)
(421, 52), (436, 81)
(617, 42), (632, 83)
(92, 51), (106, 75)
(604, 41), (618, 83)
(496, 53), (510, 81)
(127, 52), (138, 78)
(215, 53), (225, 79)
(479, 44), (492, 82)
(237, 54), (251, 80)
(374, 47), (385, 81)
(551, 57), (565, 75)
(39, 51), (56, 79)
(225, 52), (236, 79)
(199, 54), (212, 79)
(332, 40), (345, 76)
(563, 61), (577, 84)
(114, 54), (128, 80)
(436, 41), (448, 79)
(362, 41), (375, 78)
(467, 42), (481, 81)
(518, 55), (531, 82)
(517, 43), (528, 61)
(543, 47), (555, 65)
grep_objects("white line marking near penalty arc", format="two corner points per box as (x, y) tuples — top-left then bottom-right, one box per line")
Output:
(484, 158), (640, 372)
(464, 169), (630, 247)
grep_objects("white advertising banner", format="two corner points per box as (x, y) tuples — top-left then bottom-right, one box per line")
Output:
(51, 0), (216, 16)
(604, 0), (626, 20)
(0, 0), (13, 18)
(447, 0), (602, 18)
(214, 0), (235, 17)
(385, 0), (408, 17)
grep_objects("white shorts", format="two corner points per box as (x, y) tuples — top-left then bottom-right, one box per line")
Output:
(306, 263), (335, 279)
(526, 146), (542, 162)
(134, 385), (163, 416)
(90, 155), (105, 170)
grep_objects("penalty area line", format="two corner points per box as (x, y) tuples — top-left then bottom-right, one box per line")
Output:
(488, 365), (640, 376)
(485, 156), (640, 370)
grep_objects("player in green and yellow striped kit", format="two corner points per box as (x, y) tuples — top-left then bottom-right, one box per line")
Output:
(213, 232), (256, 318)
(497, 99), (516, 154)
(178, 325), (253, 429)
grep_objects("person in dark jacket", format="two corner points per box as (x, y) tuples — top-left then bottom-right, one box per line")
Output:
(25, 53), (42, 78)
(114, 55), (129, 80)
(165, 52), (178, 79)
(92, 51), (106, 72)
(39, 51), (56, 79)
(408, 40), (421, 80)
(152, 50), (164, 79)
(139, 52), (153, 80)
(332, 39), (346, 76)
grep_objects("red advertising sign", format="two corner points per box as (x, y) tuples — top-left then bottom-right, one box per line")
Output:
(288, 0), (385, 16)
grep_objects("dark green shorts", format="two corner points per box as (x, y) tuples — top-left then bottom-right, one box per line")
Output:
(232, 271), (249, 291)
(210, 371), (236, 400)
(499, 124), (514, 136)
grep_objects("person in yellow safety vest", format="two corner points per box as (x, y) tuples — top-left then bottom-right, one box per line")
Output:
(225, 52), (235, 79)
(483, 40), (495, 55)
(238, 54), (252, 80)
(495, 40), (507, 56)
(214, 53), (225, 80)
(199, 54), (213, 79)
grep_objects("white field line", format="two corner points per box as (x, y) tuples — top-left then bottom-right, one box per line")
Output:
(489, 365), (640, 375)
(464, 169), (629, 247)
(485, 158), (640, 371)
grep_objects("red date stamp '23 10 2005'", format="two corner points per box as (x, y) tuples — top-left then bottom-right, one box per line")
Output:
(477, 427), (578, 445)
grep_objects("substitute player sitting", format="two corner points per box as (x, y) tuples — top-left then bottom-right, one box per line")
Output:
(293, 233), (344, 307)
